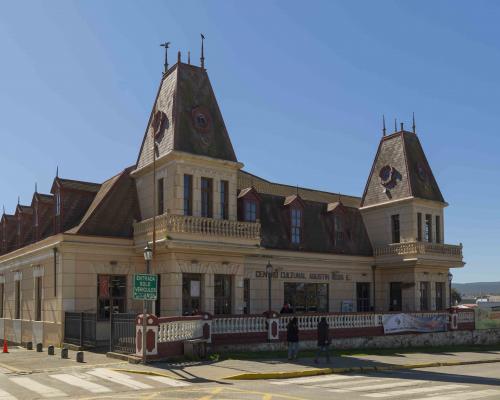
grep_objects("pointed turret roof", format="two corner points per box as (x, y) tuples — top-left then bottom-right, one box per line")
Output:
(136, 62), (237, 170)
(361, 130), (444, 207)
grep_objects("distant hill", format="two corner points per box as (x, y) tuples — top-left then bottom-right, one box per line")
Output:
(453, 282), (500, 296)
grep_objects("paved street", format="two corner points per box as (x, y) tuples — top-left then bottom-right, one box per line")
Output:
(1, 346), (500, 400)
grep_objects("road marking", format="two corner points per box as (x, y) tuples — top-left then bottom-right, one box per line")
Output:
(146, 375), (190, 387)
(329, 380), (420, 392)
(0, 388), (16, 400)
(51, 373), (112, 394)
(364, 384), (469, 397)
(197, 387), (223, 400)
(271, 374), (364, 385)
(413, 389), (500, 400)
(318, 378), (385, 388)
(9, 377), (66, 398)
(87, 368), (152, 390)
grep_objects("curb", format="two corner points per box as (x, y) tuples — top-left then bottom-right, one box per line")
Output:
(224, 358), (500, 380)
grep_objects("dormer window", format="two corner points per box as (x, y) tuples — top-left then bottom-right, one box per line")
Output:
(290, 208), (302, 244)
(244, 200), (257, 222)
(334, 214), (344, 243)
(34, 204), (38, 227)
(55, 191), (61, 216)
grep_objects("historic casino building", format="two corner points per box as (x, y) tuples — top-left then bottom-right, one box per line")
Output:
(0, 52), (464, 345)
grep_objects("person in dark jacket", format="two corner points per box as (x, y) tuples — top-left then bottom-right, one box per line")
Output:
(315, 317), (331, 363)
(286, 317), (299, 360)
(280, 302), (293, 314)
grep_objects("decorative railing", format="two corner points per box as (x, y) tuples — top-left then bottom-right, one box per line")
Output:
(157, 317), (205, 343)
(134, 214), (261, 241)
(457, 310), (475, 323)
(279, 313), (383, 331)
(374, 241), (463, 258)
(212, 315), (267, 334)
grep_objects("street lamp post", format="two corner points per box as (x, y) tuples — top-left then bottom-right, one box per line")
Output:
(448, 272), (453, 308)
(266, 261), (273, 313)
(142, 244), (153, 364)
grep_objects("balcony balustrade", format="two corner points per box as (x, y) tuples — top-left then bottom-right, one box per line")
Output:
(374, 241), (463, 259)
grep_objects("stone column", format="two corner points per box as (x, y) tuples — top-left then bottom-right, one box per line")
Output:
(203, 273), (214, 315)
(163, 272), (182, 316)
(233, 275), (245, 314)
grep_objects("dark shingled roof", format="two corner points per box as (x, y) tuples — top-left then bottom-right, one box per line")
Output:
(66, 166), (140, 238)
(52, 178), (101, 193)
(361, 131), (444, 207)
(259, 193), (372, 256)
(136, 62), (237, 169)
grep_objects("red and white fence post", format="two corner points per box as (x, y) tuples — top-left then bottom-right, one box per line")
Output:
(265, 311), (280, 341)
(136, 314), (159, 357)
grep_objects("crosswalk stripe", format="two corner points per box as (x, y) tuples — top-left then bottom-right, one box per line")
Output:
(146, 375), (191, 387)
(0, 388), (16, 400)
(271, 374), (363, 385)
(364, 384), (469, 398)
(50, 373), (112, 394)
(87, 368), (152, 390)
(318, 378), (385, 388)
(413, 389), (500, 400)
(9, 377), (66, 398)
(329, 380), (420, 392)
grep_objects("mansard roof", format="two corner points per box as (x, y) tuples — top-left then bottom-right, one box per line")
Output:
(33, 193), (54, 204)
(361, 130), (445, 207)
(51, 177), (101, 194)
(136, 61), (237, 170)
(16, 205), (33, 215)
(66, 166), (140, 238)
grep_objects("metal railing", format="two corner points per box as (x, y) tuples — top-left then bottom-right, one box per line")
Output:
(110, 313), (137, 354)
(64, 312), (96, 348)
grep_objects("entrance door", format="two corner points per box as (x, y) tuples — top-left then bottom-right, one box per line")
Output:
(389, 282), (402, 311)
(182, 274), (202, 315)
(356, 282), (370, 312)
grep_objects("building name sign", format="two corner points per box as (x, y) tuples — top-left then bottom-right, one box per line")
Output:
(255, 271), (347, 281)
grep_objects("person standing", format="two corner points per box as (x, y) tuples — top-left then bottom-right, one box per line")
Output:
(280, 302), (293, 314)
(315, 317), (331, 363)
(287, 317), (299, 360)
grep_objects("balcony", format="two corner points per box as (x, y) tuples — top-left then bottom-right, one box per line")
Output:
(374, 241), (464, 267)
(133, 214), (261, 247)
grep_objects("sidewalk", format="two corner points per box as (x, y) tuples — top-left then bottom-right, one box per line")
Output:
(147, 349), (500, 381)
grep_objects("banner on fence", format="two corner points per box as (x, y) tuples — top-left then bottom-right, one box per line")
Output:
(382, 313), (447, 334)
(475, 307), (500, 330)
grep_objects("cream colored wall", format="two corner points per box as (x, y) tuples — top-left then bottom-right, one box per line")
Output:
(361, 199), (446, 248)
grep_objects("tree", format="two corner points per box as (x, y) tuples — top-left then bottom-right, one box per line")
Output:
(451, 288), (462, 305)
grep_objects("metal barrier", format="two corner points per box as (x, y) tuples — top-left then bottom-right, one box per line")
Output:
(110, 313), (137, 354)
(64, 312), (96, 348)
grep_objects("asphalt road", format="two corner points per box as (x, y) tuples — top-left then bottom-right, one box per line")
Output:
(1, 358), (500, 399)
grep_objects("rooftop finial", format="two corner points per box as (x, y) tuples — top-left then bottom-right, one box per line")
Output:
(382, 115), (386, 136)
(160, 42), (170, 74)
(188, 51), (191, 65)
(394, 119), (397, 133)
(400, 122), (404, 131)
(35, 182), (38, 194)
(56, 165), (59, 178)
(2, 205), (5, 215)
(177, 51), (181, 63)
(200, 33), (205, 70)
(296, 185), (299, 196)
(17, 196), (20, 205)
(412, 112), (416, 133)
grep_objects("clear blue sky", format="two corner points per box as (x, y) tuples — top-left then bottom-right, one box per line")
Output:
(1, 1), (499, 283)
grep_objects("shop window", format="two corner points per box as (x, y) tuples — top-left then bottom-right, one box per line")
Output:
(97, 275), (126, 320)
(435, 282), (444, 310)
(243, 278), (250, 314)
(0, 282), (4, 318)
(356, 282), (370, 312)
(417, 212), (422, 241)
(15, 280), (21, 319)
(183, 174), (193, 216)
(290, 208), (302, 245)
(155, 274), (161, 316)
(214, 274), (232, 315)
(425, 214), (432, 242)
(435, 215), (441, 244)
(157, 178), (164, 216)
(35, 276), (42, 321)
(244, 200), (257, 222)
(420, 281), (430, 311)
(201, 177), (213, 218)
(389, 282), (402, 311)
(220, 180), (229, 220)
(182, 273), (202, 315)
(284, 283), (329, 313)
(391, 214), (400, 243)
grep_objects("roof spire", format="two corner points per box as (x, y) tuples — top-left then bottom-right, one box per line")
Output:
(160, 41), (170, 74)
(382, 115), (386, 136)
(2, 205), (5, 215)
(35, 182), (38, 194)
(412, 112), (416, 133)
(56, 165), (59, 178)
(177, 51), (181, 64)
(400, 122), (404, 131)
(188, 51), (191, 65)
(296, 185), (299, 196)
(17, 196), (20, 205)
(394, 118), (397, 133)
(200, 33), (205, 70)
